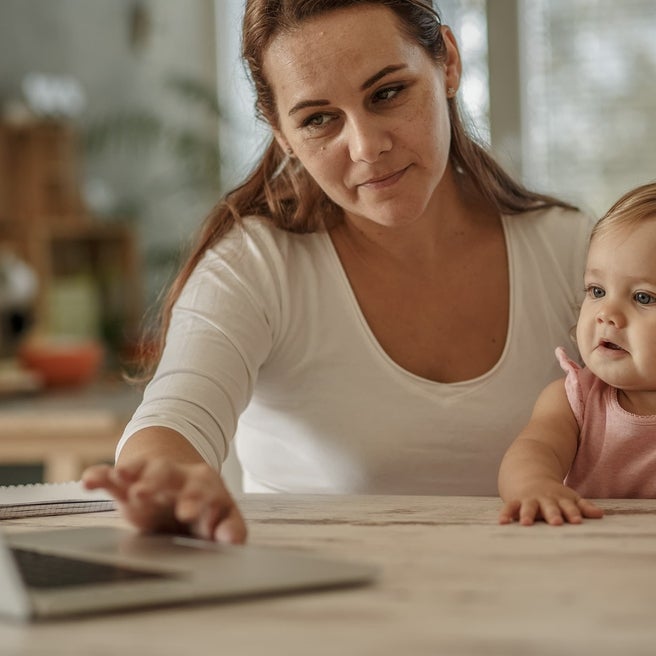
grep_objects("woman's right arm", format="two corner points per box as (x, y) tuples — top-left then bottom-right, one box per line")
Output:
(82, 427), (247, 544)
(83, 223), (283, 543)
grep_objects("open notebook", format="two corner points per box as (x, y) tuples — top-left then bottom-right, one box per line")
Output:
(0, 481), (115, 519)
(0, 526), (376, 620)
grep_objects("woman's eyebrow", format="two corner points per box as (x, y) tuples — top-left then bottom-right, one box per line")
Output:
(287, 64), (408, 117)
(360, 63), (407, 91)
(288, 99), (330, 117)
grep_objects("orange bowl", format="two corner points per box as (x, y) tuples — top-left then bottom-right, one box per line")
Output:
(18, 338), (104, 388)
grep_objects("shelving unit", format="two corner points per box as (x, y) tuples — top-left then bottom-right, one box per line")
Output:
(0, 119), (142, 356)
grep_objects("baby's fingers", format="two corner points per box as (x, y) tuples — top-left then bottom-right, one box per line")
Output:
(520, 498), (549, 526)
(498, 498), (542, 525)
(499, 492), (603, 528)
(578, 498), (604, 519)
(557, 498), (583, 524)
(499, 498), (563, 526)
(498, 500), (521, 524)
(543, 496), (603, 525)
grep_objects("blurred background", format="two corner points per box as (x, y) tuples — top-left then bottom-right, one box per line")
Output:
(1, 0), (655, 485)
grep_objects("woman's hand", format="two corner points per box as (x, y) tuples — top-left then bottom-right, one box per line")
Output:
(82, 459), (247, 544)
(498, 480), (604, 526)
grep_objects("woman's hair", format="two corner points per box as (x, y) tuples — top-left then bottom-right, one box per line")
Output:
(136, 0), (576, 379)
(591, 181), (656, 242)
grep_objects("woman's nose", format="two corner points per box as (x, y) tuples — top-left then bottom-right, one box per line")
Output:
(345, 116), (392, 163)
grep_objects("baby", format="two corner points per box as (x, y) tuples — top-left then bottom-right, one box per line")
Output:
(498, 182), (656, 525)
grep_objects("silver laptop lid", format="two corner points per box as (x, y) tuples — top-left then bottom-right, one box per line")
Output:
(0, 527), (377, 620)
(0, 532), (32, 619)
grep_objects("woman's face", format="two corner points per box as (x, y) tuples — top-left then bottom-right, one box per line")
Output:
(262, 4), (461, 230)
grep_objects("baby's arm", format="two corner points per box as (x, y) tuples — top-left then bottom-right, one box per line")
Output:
(497, 378), (603, 526)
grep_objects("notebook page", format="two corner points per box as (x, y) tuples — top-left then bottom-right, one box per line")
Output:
(0, 481), (115, 519)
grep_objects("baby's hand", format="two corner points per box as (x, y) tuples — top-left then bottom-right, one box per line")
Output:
(498, 481), (603, 526)
(82, 459), (247, 544)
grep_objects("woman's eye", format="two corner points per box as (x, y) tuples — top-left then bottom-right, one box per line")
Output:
(634, 291), (656, 305)
(373, 85), (403, 103)
(301, 113), (333, 129)
(587, 285), (605, 298)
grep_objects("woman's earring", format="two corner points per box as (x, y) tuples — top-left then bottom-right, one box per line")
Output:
(271, 146), (301, 180)
(447, 87), (457, 98)
(272, 153), (290, 180)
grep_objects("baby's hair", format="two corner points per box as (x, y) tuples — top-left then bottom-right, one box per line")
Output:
(591, 181), (656, 241)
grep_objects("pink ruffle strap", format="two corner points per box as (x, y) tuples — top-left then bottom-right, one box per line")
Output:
(555, 346), (584, 426)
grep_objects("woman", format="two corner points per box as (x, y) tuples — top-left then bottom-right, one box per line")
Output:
(84, 0), (591, 543)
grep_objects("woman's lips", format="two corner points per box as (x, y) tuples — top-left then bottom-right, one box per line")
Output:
(358, 166), (409, 189)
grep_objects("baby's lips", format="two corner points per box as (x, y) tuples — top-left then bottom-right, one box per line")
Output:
(599, 339), (626, 351)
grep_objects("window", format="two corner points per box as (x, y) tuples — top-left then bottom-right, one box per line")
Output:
(216, 1), (655, 219)
(439, 0), (490, 143)
(520, 0), (656, 215)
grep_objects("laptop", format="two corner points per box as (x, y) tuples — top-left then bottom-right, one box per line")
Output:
(0, 526), (376, 621)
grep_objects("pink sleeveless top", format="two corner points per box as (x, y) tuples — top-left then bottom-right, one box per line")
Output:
(557, 347), (656, 498)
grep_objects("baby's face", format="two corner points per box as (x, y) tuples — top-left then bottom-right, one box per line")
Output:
(576, 218), (656, 392)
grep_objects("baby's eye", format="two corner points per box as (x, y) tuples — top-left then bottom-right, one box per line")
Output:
(586, 285), (605, 299)
(634, 291), (656, 305)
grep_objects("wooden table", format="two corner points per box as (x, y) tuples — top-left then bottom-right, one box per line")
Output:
(0, 382), (140, 482)
(2, 494), (656, 655)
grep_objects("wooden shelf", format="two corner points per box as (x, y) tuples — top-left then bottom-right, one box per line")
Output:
(0, 120), (142, 355)
(0, 381), (141, 482)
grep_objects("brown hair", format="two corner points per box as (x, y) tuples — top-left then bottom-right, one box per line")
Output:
(591, 181), (656, 242)
(136, 0), (576, 379)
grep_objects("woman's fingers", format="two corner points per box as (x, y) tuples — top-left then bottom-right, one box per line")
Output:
(82, 463), (132, 502)
(81, 463), (112, 489)
(119, 459), (194, 532)
(127, 458), (186, 500)
(83, 461), (176, 531)
(83, 459), (247, 542)
(175, 469), (247, 544)
(175, 468), (219, 522)
(214, 505), (248, 544)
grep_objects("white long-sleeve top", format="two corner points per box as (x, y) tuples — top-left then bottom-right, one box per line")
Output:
(118, 206), (591, 495)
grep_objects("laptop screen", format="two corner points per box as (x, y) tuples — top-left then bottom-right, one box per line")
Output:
(11, 548), (174, 589)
